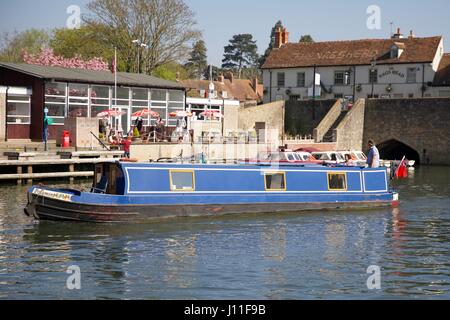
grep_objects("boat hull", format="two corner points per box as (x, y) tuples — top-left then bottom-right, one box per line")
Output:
(25, 192), (399, 223)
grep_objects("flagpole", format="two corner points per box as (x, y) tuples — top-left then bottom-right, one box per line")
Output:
(114, 47), (118, 132)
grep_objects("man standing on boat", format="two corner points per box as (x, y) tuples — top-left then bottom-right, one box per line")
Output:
(367, 140), (380, 168)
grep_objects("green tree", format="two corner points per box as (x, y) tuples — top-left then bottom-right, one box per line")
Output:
(299, 35), (314, 43)
(51, 24), (111, 59)
(185, 40), (208, 79)
(152, 62), (188, 81)
(0, 29), (50, 62)
(259, 20), (283, 67)
(84, 0), (201, 74)
(222, 34), (259, 79)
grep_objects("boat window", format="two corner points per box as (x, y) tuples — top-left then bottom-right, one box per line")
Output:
(287, 154), (296, 161)
(170, 170), (195, 191)
(265, 172), (286, 191)
(328, 173), (347, 191)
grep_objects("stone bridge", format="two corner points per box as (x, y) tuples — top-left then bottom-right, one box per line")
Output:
(332, 98), (450, 165)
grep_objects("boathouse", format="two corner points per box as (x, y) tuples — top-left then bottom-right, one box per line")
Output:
(0, 63), (185, 141)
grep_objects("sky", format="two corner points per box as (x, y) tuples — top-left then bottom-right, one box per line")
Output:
(1, 0), (449, 66)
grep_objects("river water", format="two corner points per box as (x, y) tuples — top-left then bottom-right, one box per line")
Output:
(0, 166), (449, 300)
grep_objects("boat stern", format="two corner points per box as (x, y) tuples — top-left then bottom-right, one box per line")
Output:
(392, 192), (400, 207)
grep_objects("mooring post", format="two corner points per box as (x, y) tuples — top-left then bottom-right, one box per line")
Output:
(17, 166), (22, 185)
(27, 165), (33, 185)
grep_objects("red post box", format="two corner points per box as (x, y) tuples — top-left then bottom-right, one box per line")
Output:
(62, 130), (70, 148)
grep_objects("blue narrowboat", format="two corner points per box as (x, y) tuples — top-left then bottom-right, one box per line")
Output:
(25, 162), (399, 223)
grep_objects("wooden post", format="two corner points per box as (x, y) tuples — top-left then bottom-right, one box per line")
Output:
(17, 166), (22, 185)
(69, 164), (75, 184)
(27, 165), (33, 185)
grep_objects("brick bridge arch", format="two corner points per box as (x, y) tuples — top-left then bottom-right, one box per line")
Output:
(377, 139), (421, 165)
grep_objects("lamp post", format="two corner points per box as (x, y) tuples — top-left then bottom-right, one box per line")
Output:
(370, 56), (377, 98)
(132, 40), (148, 74)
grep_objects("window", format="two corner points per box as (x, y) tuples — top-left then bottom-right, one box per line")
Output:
(7, 95), (31, 124)
(407, 68), (417, 83)
(297, 72), (306, 87)
(334, 72), (344, 85)
(151, 89), (167, 101)
(277, 72), (285, 87)
(170, 170), (195, 191)
(68, 83), (89, 118)
(289, 95), (300, 102)
(369, 69), (378, 84)
(265, 172), (286, 191)
(91, 85), (111, 118)
(328, 173), (347, 191)
(45, 82), (66, 125)
(408, 93), (414, 98)
(334, 93), (344, 99)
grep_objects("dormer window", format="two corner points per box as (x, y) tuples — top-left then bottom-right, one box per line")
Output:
(391, 43), (405, 59)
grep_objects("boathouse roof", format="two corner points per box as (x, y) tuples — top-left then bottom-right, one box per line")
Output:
(262, 36), (443, 69)
(0, 62), (185, 90)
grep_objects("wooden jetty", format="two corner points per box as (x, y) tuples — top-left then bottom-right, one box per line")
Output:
(0, 151), (123, 185)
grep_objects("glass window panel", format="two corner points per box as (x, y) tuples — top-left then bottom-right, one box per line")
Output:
(116, 87), (130, 99)
(68, 105), (88, 118)
(151, 89), (167, 101)
(45, 96), (66, 104)
(114, 99), (130, 106)
(48, 117), (65, 125)
(328, 173), (347, 191)
(151, 102), (166, 108)
(168, 90), (184, 102)
(8, 95), (30, 102)
(91, 98), (110, 106)
(69, 97), (89, 104)
(45, 82), (66, 96)
(265, 173), (286, 191)
(168, 102), (184, 110)
(170, 171), (195, 191)
(131, 100), (148, 107)
(91, 85), (110, 99)
(69, 83), (89, 97)
(46, 104), (65, 117)
(7, 116), (30, 124)
(132, 88), (148, 100)
(7, 102), (29, 116)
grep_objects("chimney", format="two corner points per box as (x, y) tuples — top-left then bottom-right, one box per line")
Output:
(281, 27), (289, 45)
(275, 27), (283, 48)
(408, 30), (415, 39)
(392, 27), (404, 39)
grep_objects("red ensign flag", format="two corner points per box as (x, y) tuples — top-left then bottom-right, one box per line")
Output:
(395, 157), (408, 179)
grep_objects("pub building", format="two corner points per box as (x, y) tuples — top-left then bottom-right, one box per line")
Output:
(0, 62), (185, 141)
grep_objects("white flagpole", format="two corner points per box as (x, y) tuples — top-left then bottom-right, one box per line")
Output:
(114, 48), (118, 131)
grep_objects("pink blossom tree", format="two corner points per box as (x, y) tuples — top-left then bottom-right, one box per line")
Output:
(22, 48), (109, 71)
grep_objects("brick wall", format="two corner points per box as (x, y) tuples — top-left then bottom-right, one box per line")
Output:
(285, 99), (337, 136)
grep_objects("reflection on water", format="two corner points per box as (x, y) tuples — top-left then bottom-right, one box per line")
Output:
(0, 167), (449, 299)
